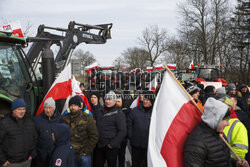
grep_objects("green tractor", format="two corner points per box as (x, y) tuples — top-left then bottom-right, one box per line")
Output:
(0, 32), (38, 118)
(0, 21), (112, 118)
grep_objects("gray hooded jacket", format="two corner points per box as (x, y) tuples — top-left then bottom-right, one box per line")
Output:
(201, 97), (229, 131)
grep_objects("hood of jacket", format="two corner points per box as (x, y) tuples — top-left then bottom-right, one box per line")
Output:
(53, 123), (71, 146)
(201, 97), (229, 131)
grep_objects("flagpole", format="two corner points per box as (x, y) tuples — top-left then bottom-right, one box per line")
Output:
(163, 65), (203, 114)
(163, 64), (241, 161)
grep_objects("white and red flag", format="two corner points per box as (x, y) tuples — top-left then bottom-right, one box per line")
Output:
(166, 64), (176, 70)
(154, 64), (163, 70)
(188, 60), (194, 69)
(36, 64), (72, 116)
(130, 96), (141, 109)
(147, 74), (159, 93)
(71, 76), (91, 110)
(0, 21), (24, 37)
(147, 67), (202, 167)
(146, 67), (153, 72)
(85, 62), (98, 74)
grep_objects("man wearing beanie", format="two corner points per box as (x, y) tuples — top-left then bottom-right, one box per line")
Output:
(33, 97), (62, 167)
(93, 91), (126, 167)
(0, 98), (37, 167)
(62, 95), (98, 167)
(127, 91), (155, 167)
(187, 85), (203, 111)
(184, 98), (249, 167)
(90, 92), (104, 120)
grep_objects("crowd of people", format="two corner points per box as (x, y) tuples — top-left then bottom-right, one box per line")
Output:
(0, 79), (249, 167)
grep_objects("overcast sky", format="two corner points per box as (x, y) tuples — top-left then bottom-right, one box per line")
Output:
(0, 0), (236, 66)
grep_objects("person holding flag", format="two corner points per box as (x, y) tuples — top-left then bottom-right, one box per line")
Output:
(184, 97), (249, 167)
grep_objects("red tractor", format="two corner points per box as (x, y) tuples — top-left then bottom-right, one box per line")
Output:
(194, 65), (228, 87)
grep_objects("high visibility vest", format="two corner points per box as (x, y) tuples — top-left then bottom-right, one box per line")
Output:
(223, 118), (248, 159)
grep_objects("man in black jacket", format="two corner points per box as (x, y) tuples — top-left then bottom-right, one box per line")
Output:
(127, 91), (155, 167)
(184, 97), (248, 167)
(33, 97), (62, 167)
(93, 91), (127, 167)
(0, 99), (37, 167)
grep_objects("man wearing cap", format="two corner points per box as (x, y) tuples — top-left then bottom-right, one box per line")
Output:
(127, 91), (155, 167)
(184, 98), (249, 167)
(34, 97), (62, 167)
(93, 91), (126, 167)
(62, 96), (98, 167)
(0, 99), (37, 167)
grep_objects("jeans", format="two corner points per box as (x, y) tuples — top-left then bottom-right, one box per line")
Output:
(75, 155), (91, 167)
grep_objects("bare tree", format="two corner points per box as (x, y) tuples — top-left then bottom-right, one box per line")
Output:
(73, 49), (96, 67)
(165, 37), (192, 70)
(121, 47), (149, 70)
(138, 25), (169, 66)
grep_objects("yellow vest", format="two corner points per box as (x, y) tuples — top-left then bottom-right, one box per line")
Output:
(223, 118), (248, 159)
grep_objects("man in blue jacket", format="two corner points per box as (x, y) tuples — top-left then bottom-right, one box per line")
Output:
(50, 123), (75, 167)
(34, 97), (62, 167)
(127, 91), (155, 167)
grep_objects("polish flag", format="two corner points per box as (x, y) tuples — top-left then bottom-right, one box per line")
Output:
(147, 67), (153, 72)
(166, 64), (176, 70)
(1, 21), (24, 37)
(147, 74), (159, 93)
(130, 96), (141, 109)
(36, 64), (72, 116)
(155, 64), (163, 70)
(189, 60), (194, 69)
(85, 62), (98, 74)
(147, 68), (202, 167)
(71, 76), (91, 110)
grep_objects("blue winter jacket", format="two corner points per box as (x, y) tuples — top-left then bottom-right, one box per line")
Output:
(49, 123), (75, 167)
(34, 111), (62, 163)
(127, 104), (152, 148)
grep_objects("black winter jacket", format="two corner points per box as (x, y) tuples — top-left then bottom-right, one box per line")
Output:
(33, 111), (62, 163)
(0, 114), (37, 165)
(127, 105), (152, 148)
(95, 106), (127, 148)
(184, 121), (236, 167)
(91, 103), (104, 120)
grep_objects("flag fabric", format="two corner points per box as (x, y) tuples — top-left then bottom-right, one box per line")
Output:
(147, 74), (159, 93)
(147, 67), (153, 72)
(188, 60), (194, 69)
(166, 64), (176, 70)
(85, 62), (98, 74)
(1, 21), (24, 37)
(147, 69), (202, 167)
(154, 64), (163, 70)
(130, 96), (140, 109)
(71, 76), (91, 110)
(36, 64), (72, 116)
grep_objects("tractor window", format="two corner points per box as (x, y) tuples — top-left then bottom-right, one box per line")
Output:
(0, 43), (31, 100)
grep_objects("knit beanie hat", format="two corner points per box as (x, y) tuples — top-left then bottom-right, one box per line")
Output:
(143, 91), (155, 105)
(90, 92), (100, 101)
(104, 91), (117, 101)
(227, 83), (236, 91)
(69, 95), (82, 108)
(44, 97), (56, 110)
(187, 86), (200, 96)
(216, 87), (226, 94)
(80, 83), (85, 87)
(11, 99), (26, 111)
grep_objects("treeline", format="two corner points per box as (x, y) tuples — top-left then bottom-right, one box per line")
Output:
(113, 0), (249, 84)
